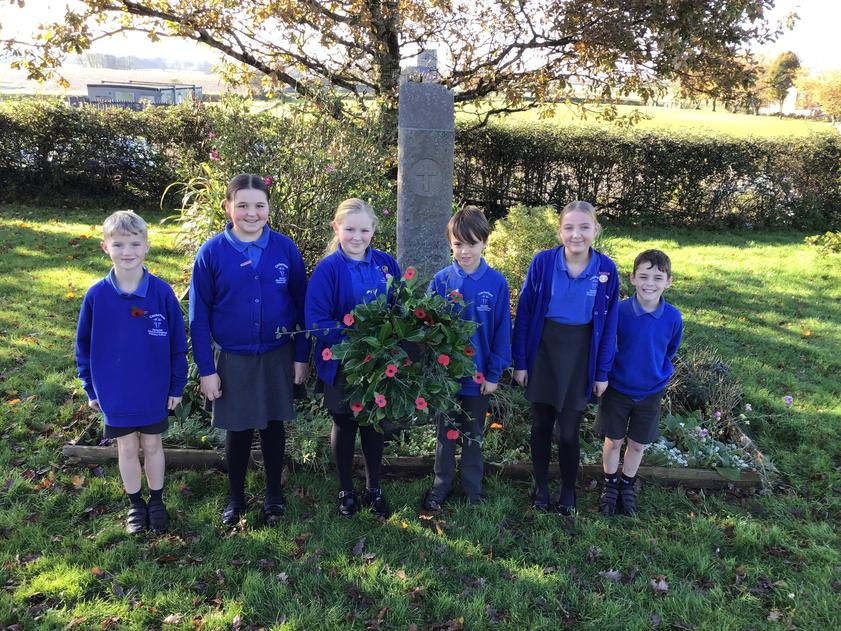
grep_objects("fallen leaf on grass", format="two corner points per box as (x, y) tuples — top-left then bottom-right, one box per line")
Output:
(749, 575), (776, 596)
(71, 475), (86, 489)
(155, 554), (178, 564)
(231, 613), (242, 630)
(91, 567), (114, 581)
(65, 616), (88, 628)
(276, 572), (290, 585)
(650, 575), (669, 594)
(100, 615), (120, 629)
(162, 613), (184, 625)
(599, 569), (622, 582)
(352, 537), (366, 557)
(767, 609), (783, 622)
(431, 617), (464, 631)
(586, 546), (602, 561)
(650, 613), (662, 627)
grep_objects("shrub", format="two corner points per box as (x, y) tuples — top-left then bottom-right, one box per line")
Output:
(667, 345), (743, 423)
(805, 231), (841, 254)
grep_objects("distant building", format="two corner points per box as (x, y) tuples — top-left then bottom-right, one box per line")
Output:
(86, 81), (202, 104)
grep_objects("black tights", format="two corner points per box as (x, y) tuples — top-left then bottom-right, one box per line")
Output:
(226, 421), (286, 505)
(530, 403), (583, 495)
(331, 413), (384, 491)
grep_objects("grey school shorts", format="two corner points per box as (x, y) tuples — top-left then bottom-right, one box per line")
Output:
(594, 386), (665, 445)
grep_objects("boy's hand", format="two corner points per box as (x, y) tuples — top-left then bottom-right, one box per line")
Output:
(513, 370), (528, 387)
(293, 362), (310, 385)
(88, 399), (101, 412)
(592, 380), (608, 397)
(167, 396), (182, 410)
(480, 381), (498, 396)
(200, 373), (222, 401)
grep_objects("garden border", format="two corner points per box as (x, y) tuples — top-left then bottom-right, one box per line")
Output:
(62, 444), (762, 489)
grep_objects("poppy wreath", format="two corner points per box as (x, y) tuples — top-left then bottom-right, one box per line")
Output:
(329, 267), (478, 431)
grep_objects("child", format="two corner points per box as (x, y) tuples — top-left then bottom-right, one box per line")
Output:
(76, 210), (187, 534)
(305, 199), (400, 518)
(189, 174), (310, 527)
(512, 200), (619, 514)
(422, 206), (511, 511)
(595, 249), (683, 516)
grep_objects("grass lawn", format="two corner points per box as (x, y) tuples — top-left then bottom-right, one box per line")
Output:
(0, 206), (839, 630)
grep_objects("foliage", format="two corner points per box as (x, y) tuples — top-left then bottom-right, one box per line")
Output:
(456, 121), (841, 229)
(653, 413), (757, 475)
(804, 230), (841, 254)
(668, 346), (743, 421)
(764, 51), (801, 112)
(329, 268), (478, 432)
(166, 96), (395, 269)
(4, 1), (780, 139)
(797, 71), (841, 120)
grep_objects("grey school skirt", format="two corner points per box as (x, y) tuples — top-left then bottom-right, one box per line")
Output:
(210, 343), (296, 430)
(526, 319), (592, 411)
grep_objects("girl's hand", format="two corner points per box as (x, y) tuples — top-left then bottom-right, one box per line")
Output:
(167, 396), (182, 410)
(513, 370), (528, 387)
(293, 362), (310, 385)
(480, 381), (498, 396)
(592, 380), (608, 397)
(201, 373), (222, 401)
(88, 399), (101, 412)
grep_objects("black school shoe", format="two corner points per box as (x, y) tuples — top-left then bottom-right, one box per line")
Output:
(221, 501), (246, 527)
(338, 490), (359, 517)
(421, 490), (445, 513)
(262, 500), (285, 526)
(531, 488), (551, 512)
(556, 489), (577, 516)
(619, 482), (638, 516)
(126, 500), (148, 534)
(364, 488), (390, 518)
(147, 498), (170, 533)
(599, 480), (620, 517)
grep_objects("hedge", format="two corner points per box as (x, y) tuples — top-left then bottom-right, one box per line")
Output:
(455, 123), (841, 229)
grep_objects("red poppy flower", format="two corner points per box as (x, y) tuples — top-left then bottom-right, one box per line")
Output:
(402, 358), (412, 367)
(321, 347), (332, 361)
(384, 364), (398, 378)
(351, 401), (364, 413)
(473, 372), (485, 384)
(363, 353), (373, 364)
(374, 394), (387, 408)
(450, 290), (463, 301)
(446, 429), (459, 441)
(343, 313), (354, 326)
(464, 346), (475, 357)
(130, 306), (146, 318)
(415, 397), (428, 411)
(262, 175), (274, 186)
(437, 353), (450, 367)
(414, 307), (427, 319)
(403, 267), (417, 281)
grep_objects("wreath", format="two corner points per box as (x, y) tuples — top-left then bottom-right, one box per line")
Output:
(328, 267), (480, 431)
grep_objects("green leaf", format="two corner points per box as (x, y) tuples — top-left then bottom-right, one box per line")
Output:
(715, 466), (742, 481)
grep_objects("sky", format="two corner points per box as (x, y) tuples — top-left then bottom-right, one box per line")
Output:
(0, 0), (839, 72)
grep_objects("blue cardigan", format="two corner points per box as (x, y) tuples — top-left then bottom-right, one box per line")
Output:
(513, 247), (619, 396)
(189, 228), (310, 376)
(305, 248), (401, 385)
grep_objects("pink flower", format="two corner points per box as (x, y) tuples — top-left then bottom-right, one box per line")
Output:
(403, 267), (416, 281)
(263, 175), (274, 187)
(383, 209), (391, 216)
(414, 308), (427, 319)
(384, 364), (398, 378)
(374, 394), (387, 408)
(446, 429), (459, 441)
(783, 395), (793, 407)
(464, 346), (475, 357)
(437, 354), (450, 367)
(714, 410), (721, 420)
(321, 347), (332, 361)
(415, 397), (428, 411)
(207, 131), (215, 139)
(450, 290), (463, 302)
(473, 372), (485, 384)
(351, 401), (363, 413)
(325, 164), (336, 174)
(209, 148), (220, 161)
(363, 353), (373, 364)
(402, 357), (412, 367)
(343, 313), (354, 326)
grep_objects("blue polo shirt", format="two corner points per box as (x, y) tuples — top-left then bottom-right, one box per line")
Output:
(429, 259), (512, 396)
(76, 268), (188, 427)
(340, 246), (387, 304)
(609, 295), (683, 400)
(546, 247), (600, 325)
(223, 223), (270, 268)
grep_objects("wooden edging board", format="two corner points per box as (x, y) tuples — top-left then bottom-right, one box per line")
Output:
(62, 444), (762, 489)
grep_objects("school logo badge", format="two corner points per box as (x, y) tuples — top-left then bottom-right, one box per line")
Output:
(275, 263), (289, 285)
(599, 273), (609, 283)
(477, 290), (493, 312)
(146, 313), (167, 337)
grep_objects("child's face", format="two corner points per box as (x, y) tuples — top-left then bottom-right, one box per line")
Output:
(333, 211), (374, 260)
(559, 210), (597, 257)
(226, 188), (269, 240)
(449, 233), (486, 274)
(101, 231), (149, 274)
(630, 262), (672, 306)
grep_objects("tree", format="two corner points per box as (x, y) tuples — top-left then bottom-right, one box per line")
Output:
(3, 1), (779, 141)
(798, 71), (841, 120)
(765, 50), (800, 113)
(675, 56), (762, 112)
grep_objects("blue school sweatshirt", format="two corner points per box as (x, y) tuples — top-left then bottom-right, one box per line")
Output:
(189, 226), (310, 377)
(429, 259), (512, 396)
(609, 296), (683, 400)
(75, 269), (188, 427)
(305, 248), (401, 385)
(512, 247), (619, 396)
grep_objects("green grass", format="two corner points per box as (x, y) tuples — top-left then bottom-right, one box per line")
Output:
(457, 102), (834, 138)
(1, 206), (839, 629)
